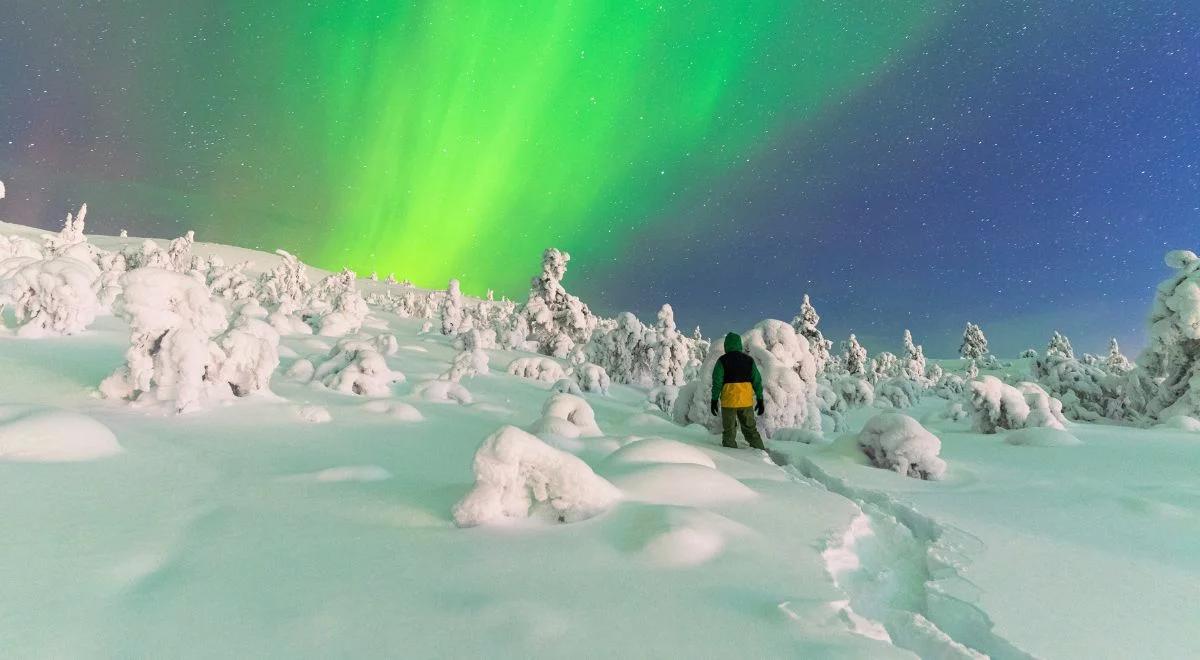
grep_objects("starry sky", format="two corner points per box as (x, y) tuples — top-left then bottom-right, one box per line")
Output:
(1, 1), (1197, 357)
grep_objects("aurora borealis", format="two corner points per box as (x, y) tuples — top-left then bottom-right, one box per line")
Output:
(1, 1), (1198, 355)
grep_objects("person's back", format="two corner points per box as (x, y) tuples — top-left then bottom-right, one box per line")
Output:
(710, 332), (765, 450)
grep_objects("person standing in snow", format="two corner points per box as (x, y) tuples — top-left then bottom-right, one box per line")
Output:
(710, 332), (766, 450)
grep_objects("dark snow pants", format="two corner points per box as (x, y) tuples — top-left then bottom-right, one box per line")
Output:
(721, 406), (765, 450)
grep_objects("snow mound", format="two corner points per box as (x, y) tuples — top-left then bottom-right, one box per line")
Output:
(452, 425), (621, 527)
(856, 412), (946, 480)
(361, 400), (424, 421)
(603, 437), (716, 469)
(312, 465), (391, 482)
(296, 405), (331, 423)
(1004, 427), (1082, 447)
(0, 406), (121, 462)
(506, 356), (567, 383)
(620, 508), (744, 568)
(413, 380), (473, 405)
(1158, 415), (1200, 432)
(772, 428), (830, 445)
(607, 463), (757, 506)
(528, 393), (602, 438)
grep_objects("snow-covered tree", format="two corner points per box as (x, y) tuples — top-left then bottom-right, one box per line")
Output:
(312, 268), (368, 337)
(960, 322), (989, 360)
(653, 304), (689, 387)
(0, 254), (101, 337)
(290, 336), (405, 397)
(1106, 338), (1133, 373)
(869, 351), (899, 384)
(586, 312), (655, 386)
(524, 248), (597, 357)
(206, 257), (257, 301)
(1046, 331), (1074, 359)
(440, 278), (465, 336)
(965, 359), (979, 380)
(44, 203), (89, 256)
(842, 334), (868, 376)
(258, 249), (311, 313)
(443, 328), (489, 383)
(1020, 348), (1039, 359)
(100, 269), (235, 412)
(901, 329), (927, 383)
(791, 294), (832, 373)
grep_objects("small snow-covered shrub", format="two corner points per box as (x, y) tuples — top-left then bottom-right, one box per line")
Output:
(312, 268), (369, 337)
(443, 330), (489, 383)
(507, 356), (567, 383)
(857, 412), (946, 480)
(575, 363), (611, 394)
(550, 378), (583, 395)
(307, 337), (404, 397)
(875, 377), (920, 409)
(529, 393), (602, 438)
(413, 379), (473, 404)
(297, 405), (332, 424)
(967, 376), (1067, 433)
(967, 376), (1030, 433)
(258, 249), (311, 312)
(934, 372), (966, 399)
(832, 374), (875, 409)
(1017, 382), (1068, 430)
(206, 258), (256, 301)
(452, 425), (621, 527)
(0, 255), (100, 336)
(213, 309), (281, 397)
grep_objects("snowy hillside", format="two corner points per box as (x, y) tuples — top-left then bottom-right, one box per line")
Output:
(0, 214), (1197, 659)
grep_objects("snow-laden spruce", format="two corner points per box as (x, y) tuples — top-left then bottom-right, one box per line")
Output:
(842, 333), (869, 377)
(1111, 249), (1200, 423)
(524, 248), (597, 357)
(439, 278), (465, 336)
(452, 425), (621, 527)
(856, 412), (946, 480)
(792, 294), (832, 373)
(959, 322), (989, 360)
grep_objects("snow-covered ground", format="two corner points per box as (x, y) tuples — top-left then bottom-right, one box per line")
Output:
(0, 221), (1197, 658)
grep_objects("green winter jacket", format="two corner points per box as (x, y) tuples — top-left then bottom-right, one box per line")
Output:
(711, 332), (764, 408)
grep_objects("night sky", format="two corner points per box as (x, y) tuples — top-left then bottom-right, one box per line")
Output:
(1, 1), (1197, 357)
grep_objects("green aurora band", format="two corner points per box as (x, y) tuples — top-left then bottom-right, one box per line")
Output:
(34, 1), (944, 296)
